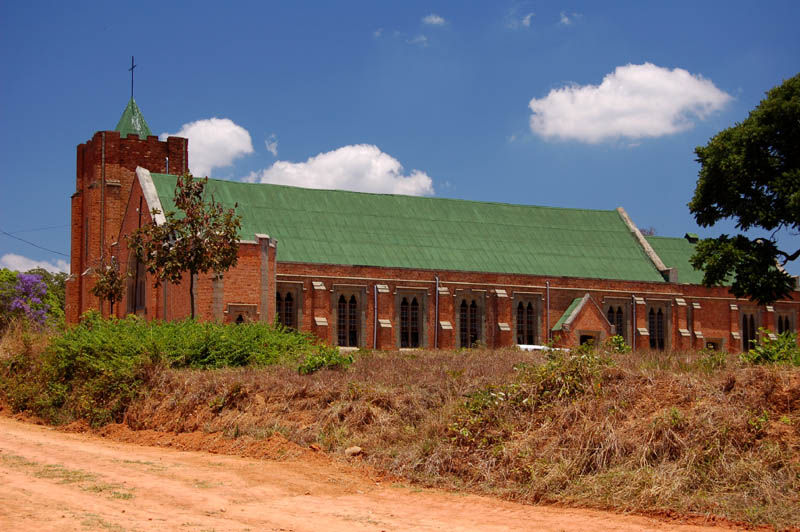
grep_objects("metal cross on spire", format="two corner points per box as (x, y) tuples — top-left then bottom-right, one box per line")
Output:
(128, 56), (137, 100)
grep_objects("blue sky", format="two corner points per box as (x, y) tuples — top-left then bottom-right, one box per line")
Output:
(1, 1), (798, 275)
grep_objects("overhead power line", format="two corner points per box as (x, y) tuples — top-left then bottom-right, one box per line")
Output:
(5, 224), (69, 234)
(0, 228), (69, 257)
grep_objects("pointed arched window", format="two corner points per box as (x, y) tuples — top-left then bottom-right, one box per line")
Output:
(337, 295), (347, 347)
(517, 302), (526, 345)
(283, 293), (294, 328)
(410, 297), (420, 347)
(400, 297), (410, 348)
(348, 295), (358, 347)
(469, 301), (479, 346)
(648, 307), (665, 350)
(742, 313), (757, 351)
(459, 300), (469, 348)
(400, 297), (421, 348)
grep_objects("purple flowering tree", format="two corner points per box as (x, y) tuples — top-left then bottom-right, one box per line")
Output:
(9, 273), (50, 326)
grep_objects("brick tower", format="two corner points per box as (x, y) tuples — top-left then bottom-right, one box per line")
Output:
(64, 99), (188, 323)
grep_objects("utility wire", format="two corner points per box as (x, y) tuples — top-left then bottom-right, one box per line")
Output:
(0, 228), (69, 257)
(5, 224), (69, 234)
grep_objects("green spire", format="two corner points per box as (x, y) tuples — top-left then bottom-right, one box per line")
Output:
(115, 98), (152, 139)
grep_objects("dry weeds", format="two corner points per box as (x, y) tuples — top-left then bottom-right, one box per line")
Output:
(121, 348), (800, 529)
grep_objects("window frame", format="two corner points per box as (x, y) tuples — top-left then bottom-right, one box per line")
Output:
(775, 310), (795, 335)
(275, 282), (303, 329)
(126, 253), (147, 314)
(332, 286), (366, 349)
(740, 309), (760, 351)
(455, 290), (486, 348)
(395, 288), (427, 349)
(602, 298), (630, 343)
(512, 292), (542, 346)
(646, 301), (670, 351)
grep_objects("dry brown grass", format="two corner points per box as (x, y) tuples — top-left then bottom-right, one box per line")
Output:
(122, 347), (800, 529)
(0, 321), (52, 362)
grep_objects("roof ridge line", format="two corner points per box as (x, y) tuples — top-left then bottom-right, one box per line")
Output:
(152, 173), (620, 214)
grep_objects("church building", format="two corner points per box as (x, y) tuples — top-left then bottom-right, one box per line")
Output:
(65, 99), (799, 352)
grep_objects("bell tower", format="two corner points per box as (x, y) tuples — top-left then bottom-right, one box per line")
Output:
(65, 98), (188, 322)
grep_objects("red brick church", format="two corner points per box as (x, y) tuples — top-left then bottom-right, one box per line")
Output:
(65, 99), (799, 352)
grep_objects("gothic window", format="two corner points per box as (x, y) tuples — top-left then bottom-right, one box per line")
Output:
(777, 314), (793, 335)
(742, 312), (757, 351)
(606, 301), (628, 342)
(516, 301), (536, 345)
(275, 292), (295, 328)
(127, 254), (146, 313)
(648, 307), (665, 350)
(284, 293), (294, 328)
(608, 306), (625, 338)
(134, 259), (146, 311)
(337, 294), (360, 347)
(400, 297), (421, 348)
(459, 299), (482, 348)
(348, 295), (358, 346)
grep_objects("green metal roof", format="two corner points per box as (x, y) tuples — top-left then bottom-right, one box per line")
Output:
(115, 98), (152, 139)
(552, 297), (583, 331)
(645, 236), (705, 285)
(149, 174), (666, 282)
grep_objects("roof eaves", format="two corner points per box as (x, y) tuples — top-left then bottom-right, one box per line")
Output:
(136, 167), (166, 225)
(552, 295), (587, 332)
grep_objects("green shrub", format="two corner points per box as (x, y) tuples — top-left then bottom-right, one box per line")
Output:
(604, 335), (631, 354)
(741, 328), (800, 366)
(1, 312), (338, 425)
(298, 345), (352, 375)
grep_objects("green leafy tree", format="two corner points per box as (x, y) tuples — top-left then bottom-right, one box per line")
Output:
(689, 73), (800, 304)
(0, 268), (18, 332)
(90, 253), (124, 315)
(127, 173), (241, 318)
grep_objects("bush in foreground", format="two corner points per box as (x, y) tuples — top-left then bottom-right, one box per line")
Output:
(742, 329), (800, 366)
(1, 312), (345, 425)
(2, 326), (798, 527)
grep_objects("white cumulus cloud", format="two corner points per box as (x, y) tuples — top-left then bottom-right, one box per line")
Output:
(0, 253), (69, 274)
(422, 13), (446, 25)
(265, 134), (278, 157)
(559, 11), (573, 25)
(528, 63), (732, 143)
(245, 144), (435, 196)
(161, 118), (254, 178)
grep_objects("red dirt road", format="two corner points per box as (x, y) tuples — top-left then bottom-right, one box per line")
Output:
(0, 415), (737, 532)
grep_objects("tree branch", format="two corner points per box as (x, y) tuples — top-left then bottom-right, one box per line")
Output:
(776, 247), (800, 265)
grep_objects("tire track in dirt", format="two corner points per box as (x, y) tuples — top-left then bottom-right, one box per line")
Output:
(0, 415), (739, 531)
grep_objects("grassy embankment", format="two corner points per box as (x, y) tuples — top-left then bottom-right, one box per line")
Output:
(1, 316), (798, 528)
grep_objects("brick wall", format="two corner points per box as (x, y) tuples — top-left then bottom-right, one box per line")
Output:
(66, 131), (188, 323)
(273, 262), (800, 353)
